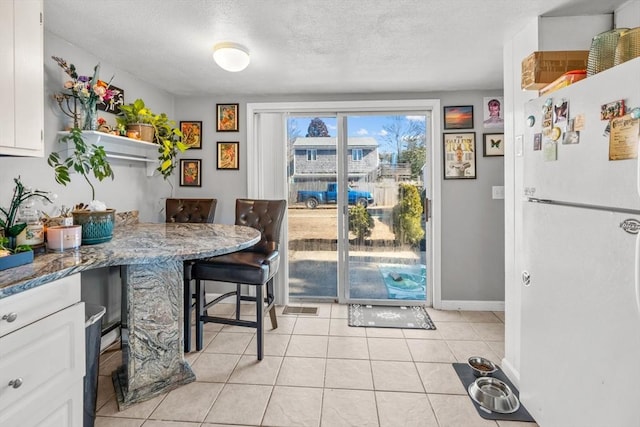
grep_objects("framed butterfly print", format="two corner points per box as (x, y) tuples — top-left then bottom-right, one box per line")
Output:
(483, 133), (504, 157)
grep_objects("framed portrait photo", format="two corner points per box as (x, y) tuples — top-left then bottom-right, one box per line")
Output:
(443, 105), (474, 130)
(180, 121), (202, 149)
(483, 133), (504, 157)
(216, 103), (239, 132)
(483, 97), (504, 129)
(179, 159), (202, 187)
(443, 132), (476, 179)
(217, 141), (239, 170)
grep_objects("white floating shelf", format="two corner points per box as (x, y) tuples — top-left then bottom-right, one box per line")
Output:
(57, 131), (160, 176)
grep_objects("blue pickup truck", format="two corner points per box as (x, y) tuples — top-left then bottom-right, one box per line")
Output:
(297, 183), (375, 209)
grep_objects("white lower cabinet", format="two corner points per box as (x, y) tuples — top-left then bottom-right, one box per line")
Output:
(0, 276), (84, 427)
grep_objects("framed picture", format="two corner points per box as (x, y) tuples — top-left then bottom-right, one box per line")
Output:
(217, 141), (239, 170)
(443, 105), (474, 130)
(179, 159), (201, 187)
(443, 132), (476, 179)
(180, 121), (202, 149)
(483, 97), (504, 128)
(216, 103), (239, 132)
(483, 133), (504, 156)
(97, 84), (124, 114)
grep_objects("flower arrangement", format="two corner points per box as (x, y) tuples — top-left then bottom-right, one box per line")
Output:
(52, 56), (119, 130)
(0, 177), (55, 252)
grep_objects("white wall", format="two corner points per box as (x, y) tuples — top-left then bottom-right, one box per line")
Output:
(0, 32), (178, 223)
(615, 0), (640, 28)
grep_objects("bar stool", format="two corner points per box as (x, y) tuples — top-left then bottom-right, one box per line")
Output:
(165, 198), (217, 352)
(191, 198), (286, 359)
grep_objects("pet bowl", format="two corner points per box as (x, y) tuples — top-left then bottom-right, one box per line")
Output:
(467, 356), (498, 377)
(468, 377), (520, 414)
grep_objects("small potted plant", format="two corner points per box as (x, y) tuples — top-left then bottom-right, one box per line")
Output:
(116, 98), (188, 179)
(48, 127), (116, 245)
(0, 177), (54, 269)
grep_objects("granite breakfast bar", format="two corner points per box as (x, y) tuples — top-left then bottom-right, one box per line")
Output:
(0, 222), (261, 410)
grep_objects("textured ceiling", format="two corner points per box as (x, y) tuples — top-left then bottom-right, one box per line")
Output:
(44, 0), (626, 97)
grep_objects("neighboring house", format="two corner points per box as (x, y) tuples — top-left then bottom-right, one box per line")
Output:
(292, 136), (379, 183)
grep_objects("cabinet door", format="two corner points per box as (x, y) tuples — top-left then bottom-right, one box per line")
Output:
(0, 0), (43, 156)
(0, 303), (84, 425)
(0, 1), (15, 148)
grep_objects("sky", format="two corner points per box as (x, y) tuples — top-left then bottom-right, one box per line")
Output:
(288, 115), (426, 154)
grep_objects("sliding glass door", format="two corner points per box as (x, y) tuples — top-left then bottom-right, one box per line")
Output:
(342, 113), (429, 304)
(286, 111), (431, 305)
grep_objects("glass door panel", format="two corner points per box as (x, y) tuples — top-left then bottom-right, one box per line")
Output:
(344, 114), (429, 304)
(287, 115), (338, 300)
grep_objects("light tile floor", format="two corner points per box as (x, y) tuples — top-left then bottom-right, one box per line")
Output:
(94, 303), (538, 427)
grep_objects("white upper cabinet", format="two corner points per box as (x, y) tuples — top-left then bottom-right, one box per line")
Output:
(0, 0), (44, 157)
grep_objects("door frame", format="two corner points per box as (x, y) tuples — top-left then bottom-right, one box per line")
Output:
(247, 99), (443, 308)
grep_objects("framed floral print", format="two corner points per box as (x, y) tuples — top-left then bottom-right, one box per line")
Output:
(216, 103), (239, 132)
(483, 133), (504, 157)
(443, 132), (476, 179)
(217, 141), (239, 170)
(179, 159), (201, 186)
(180, 121), (202, 149)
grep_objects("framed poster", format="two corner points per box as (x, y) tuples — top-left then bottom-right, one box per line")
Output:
(179, 159), (201, 186)
(443, 105), (474, 130)
(443, 132), (476, 179)
(216, 103), (239, 131)
(180, 121), (202, 149)
(483, 97), (504, 128)
(483, 133), (504, 156)
(217, 141), (239, 170)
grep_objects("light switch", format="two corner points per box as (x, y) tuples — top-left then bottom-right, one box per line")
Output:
(492, 186), (505, 199)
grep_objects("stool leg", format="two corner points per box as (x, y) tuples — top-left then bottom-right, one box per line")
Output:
(267, 278), (278, 329)
(256, 284), (264, 360)
(236, 284), (242, 320)
(183, 278), (192, 353)
(195, 279), (205, 351)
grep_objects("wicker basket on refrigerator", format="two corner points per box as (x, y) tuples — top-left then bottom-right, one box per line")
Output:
(587, 28), (628, 76)
(614, 27), (640, 66)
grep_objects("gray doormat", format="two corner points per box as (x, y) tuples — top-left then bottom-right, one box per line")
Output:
(452, 363), (536, 422)
(348, 304), (436, 329)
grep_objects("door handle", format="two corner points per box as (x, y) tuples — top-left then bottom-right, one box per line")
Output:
(424, 198), (431, 222)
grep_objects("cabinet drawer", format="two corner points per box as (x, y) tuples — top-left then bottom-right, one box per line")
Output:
(0, 302), (84, 413)
(0, 274), (80, 337)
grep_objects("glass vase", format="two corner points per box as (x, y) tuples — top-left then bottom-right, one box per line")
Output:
(82, 100), (98, 131)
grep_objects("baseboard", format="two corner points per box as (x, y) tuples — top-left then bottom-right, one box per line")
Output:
(500, 357), (520, 388)
(101, 327), (120, 352)
(438, 299), (505, 311)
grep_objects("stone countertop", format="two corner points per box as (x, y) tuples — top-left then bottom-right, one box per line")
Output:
(0, 223), (261, 299)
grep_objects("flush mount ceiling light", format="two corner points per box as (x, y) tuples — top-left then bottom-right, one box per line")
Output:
(213, 42), (250, 72)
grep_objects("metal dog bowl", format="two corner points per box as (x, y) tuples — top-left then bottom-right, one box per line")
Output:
(468, 377), (520, 414)
(467, 356), (498, 377)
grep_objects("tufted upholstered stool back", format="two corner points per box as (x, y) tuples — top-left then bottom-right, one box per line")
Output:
(236, 199), (286, 255)
(166, 198), (217, 223)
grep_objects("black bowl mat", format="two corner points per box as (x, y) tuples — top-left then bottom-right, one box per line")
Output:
(453, 363), (536, 423)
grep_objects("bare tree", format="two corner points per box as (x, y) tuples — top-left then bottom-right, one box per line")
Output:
(380, 116), (425, 161)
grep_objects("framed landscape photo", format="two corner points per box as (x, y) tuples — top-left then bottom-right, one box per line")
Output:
(443, 105), (474, 130)
(180, 121), (202, 149)
(483, 133), (504, 156)
(179, 159), (201, 187)
(217, 141), (239, 170)
(216, 103), (239, 132)
(443, 132), (476, 179)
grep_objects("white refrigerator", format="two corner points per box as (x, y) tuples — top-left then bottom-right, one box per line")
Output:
(520, 57), (640, 427)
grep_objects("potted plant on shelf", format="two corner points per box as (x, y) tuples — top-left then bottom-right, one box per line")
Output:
(48, 127), (116, 245)
(0, 177), (54, 269)
(116, 98), (188, 179)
